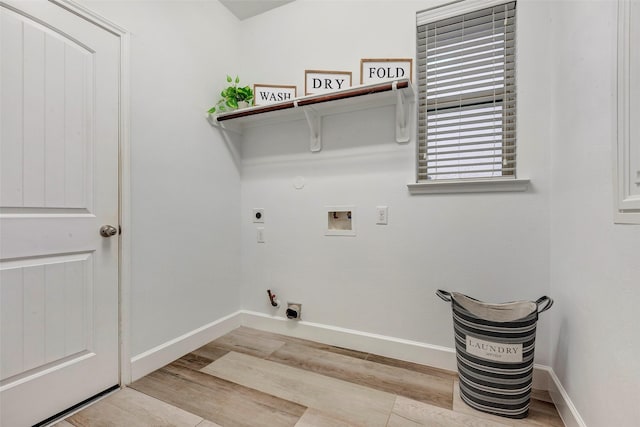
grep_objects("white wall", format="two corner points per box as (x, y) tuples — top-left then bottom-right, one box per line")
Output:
(238, 0), (554, 364)
(79, 0), (243, 357)
(549, 1), (640, 426)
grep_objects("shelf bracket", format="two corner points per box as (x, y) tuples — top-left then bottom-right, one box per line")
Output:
(302, 106), (322, 152)
(207, 113), (242, 135)
(394, 82), (410, 143)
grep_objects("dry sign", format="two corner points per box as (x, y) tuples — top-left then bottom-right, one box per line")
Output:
(305, 70), (352, 95)
(253, 84), (298, 106)
(360, 58), (413, 84)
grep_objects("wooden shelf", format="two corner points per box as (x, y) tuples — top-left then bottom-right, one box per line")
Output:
(207, 79), (415, 152)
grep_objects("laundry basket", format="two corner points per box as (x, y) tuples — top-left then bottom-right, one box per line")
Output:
(436, 289), (553, 419)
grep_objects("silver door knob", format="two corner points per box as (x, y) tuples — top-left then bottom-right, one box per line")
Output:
(100, 225), (118, 237)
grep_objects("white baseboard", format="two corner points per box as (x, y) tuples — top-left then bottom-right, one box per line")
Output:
(239, 310), (453, 372)
(545, 366), (588, 427)
(532, 363), (550, 391)
(129, 310), (242, 382)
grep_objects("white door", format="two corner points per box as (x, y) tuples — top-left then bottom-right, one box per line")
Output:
(0, 1), (120, 425)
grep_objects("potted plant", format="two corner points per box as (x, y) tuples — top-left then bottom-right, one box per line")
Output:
(208, 75), (254, 114)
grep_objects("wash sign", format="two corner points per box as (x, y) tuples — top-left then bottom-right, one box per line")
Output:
(253, 84), (297, 106)
(360, 58), (413, 84)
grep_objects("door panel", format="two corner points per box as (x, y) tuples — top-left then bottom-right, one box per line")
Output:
(1, 253), (94, 379)
(0, 1), (120, 425)
(1, 6), (93, 209)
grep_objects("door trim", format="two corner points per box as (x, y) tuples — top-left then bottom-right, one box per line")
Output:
(50, 0), (132, 386)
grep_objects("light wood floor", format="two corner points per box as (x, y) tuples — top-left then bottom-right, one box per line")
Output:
(55, 327), (564, 427)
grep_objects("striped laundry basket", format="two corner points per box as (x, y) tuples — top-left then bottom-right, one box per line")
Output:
(436, 290), (553, 419)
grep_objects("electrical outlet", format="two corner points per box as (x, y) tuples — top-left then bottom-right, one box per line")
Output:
(253, 208), (264, 223)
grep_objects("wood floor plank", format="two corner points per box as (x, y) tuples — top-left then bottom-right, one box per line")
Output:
(201, 351), (396, 427)
(196, 420), (223, 427)
(210, 327), (286, 358)
(163, 361), (307, 417)
(65, 388), (203, 427)
(130, 365), (305, 427)
(191, 343), (230, 363)
(392, 395), (512, 427)
(531, 388), (554, 404)
(52, 420), (74, 427)
(526, 398), (566, 427)
(173, 352), (218, 371)
(365, 353), (457, 381)
(238, 327), (369, 360)
(452, 382), (564, 427)
(386, 413), (425, 427)
(268, 342), (454, 409)
(297, 342), (369, 360)
(294, 408), (360, 427)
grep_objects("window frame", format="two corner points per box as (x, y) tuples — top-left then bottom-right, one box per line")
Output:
(614, 0), (640, 223)
(409, 0), (529, 194)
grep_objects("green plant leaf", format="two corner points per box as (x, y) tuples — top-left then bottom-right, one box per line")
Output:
(211, 74), (251, 113)
(234, 86), (253, 102)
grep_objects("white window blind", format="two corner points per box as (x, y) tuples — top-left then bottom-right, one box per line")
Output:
(416, 1), (516, 181)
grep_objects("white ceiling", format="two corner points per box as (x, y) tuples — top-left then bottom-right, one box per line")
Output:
(219, 0), (296, 20)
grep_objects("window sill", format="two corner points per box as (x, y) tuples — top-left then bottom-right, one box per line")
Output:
(407, 178), (530, 194)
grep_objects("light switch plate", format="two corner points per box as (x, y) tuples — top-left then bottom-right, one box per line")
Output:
(376, 206), (388, 225)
